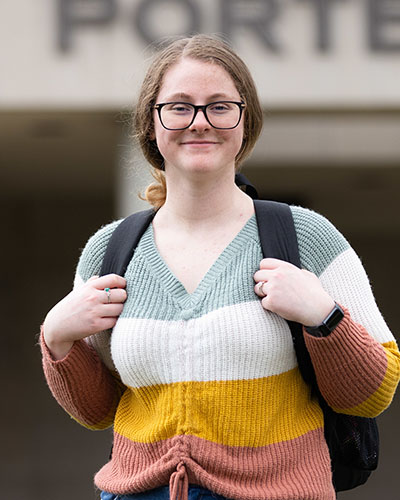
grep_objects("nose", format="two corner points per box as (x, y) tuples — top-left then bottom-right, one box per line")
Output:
(189, 108), (210, 132)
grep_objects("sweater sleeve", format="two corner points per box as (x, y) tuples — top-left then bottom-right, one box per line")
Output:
(41, 219), (124, 429)
(40, 327), (125, 429)
(291, 206), (400, 418)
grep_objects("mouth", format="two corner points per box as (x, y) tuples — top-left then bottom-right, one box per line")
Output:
(181, 141), (218, 146)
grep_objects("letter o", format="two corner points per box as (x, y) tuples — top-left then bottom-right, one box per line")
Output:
(134, 0), (201, 45)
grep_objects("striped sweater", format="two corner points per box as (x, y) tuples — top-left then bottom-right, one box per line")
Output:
(41, 206), (400, 500)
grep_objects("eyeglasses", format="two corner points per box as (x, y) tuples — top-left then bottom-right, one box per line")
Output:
(153, 101), (245, 130)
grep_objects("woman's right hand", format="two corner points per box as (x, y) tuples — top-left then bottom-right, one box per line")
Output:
(43, 274), (127, 360)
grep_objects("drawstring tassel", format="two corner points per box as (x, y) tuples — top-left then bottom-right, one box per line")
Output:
(169, 461), (189, 500)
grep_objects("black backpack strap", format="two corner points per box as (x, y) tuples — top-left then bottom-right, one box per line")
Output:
(100, 208), (156, 277)
(253, 199), (316, 387)
(253, 200), (301, 267)
(235, 173), (259, 200)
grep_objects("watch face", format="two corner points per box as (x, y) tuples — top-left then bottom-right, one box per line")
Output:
(325, 304), (345, 332)
(305, 304), (344, 337)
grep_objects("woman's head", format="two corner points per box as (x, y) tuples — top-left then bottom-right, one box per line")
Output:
(134, 34), (263, 171)
(134, 34), (263, 208)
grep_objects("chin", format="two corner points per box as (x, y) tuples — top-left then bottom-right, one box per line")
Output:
(186, 162), (228, 176)
(188, 155), (235, 171)
(165, 154), (236, 178)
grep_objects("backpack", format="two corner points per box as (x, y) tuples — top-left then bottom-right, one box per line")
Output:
(100, 178), (379, 493)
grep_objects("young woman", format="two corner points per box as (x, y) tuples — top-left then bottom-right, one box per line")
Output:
(41, 35), (400, 500)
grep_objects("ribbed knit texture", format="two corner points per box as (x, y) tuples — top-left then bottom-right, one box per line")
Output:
(41, 207), (400, 500)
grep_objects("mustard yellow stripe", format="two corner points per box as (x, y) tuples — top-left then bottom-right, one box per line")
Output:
(333, 340), (400, 417)
(114, 368), (323, 447)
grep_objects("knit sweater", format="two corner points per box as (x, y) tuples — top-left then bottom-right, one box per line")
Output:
(41, 206), (400, 500)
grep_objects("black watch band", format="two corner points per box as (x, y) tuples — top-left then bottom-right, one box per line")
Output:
(304, 303), (345, 338)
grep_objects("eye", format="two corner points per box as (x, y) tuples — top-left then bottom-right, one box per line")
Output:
(208, 102), (232, 113)
(166, 103), (193, 114)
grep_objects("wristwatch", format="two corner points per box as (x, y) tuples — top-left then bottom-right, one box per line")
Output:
(304, 303), (345, 337)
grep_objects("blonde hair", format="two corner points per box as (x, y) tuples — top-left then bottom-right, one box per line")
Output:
(134, 34), (263, 209)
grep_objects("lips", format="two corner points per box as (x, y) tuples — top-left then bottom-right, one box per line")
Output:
(181, 141), (218, 146)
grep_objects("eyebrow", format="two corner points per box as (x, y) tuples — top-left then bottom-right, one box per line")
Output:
(162, 92), (237, 101)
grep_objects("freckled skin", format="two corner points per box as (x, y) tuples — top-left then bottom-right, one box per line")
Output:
(153, 57), (245, 177)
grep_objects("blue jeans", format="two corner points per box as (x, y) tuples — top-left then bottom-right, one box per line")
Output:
(100, 485), (230, 500)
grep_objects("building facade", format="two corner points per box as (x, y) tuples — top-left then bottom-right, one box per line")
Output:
(1, 2), (399, 499)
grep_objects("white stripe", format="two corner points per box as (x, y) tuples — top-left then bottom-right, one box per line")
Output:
(319, 247), (393, 344)
(110, 301), (297, 388)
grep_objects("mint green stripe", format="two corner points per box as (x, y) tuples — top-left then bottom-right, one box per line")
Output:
(76, 206), (350, 322)
(290, 206), (349, 277)
(121, 216), (263, 320)
(76, 219), (122, 283)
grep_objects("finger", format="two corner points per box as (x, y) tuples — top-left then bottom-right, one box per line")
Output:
(254, 281), (268, 298)
(253, 270), (270, 282)
(100, 303), (125, 317)
(96, 316), (119, 332)
(99, 288), (127, 304)
(261, 296), (270, 311)
(259, 258), (288, 270)
(91, 274), (127, 290)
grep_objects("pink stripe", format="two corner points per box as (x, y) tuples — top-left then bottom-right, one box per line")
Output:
(95, 431), (335, 499)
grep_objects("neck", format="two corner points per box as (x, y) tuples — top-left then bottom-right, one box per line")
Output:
(155, 169), (254, 230)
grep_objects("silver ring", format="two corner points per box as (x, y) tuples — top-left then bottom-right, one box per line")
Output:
(104, 287), (111, 303)
(256, 281), (267, 298)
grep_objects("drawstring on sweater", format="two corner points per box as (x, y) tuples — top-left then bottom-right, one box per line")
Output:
(169, 461), (189, 500)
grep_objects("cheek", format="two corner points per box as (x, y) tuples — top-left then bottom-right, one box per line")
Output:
(152, 120), (166, 149)
(153, 129), (180, 160)
(227, 128), (245, 155)
(150, 111), (159, 141)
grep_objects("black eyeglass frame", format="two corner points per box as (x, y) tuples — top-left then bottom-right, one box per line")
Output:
(153, 101), (246, 130)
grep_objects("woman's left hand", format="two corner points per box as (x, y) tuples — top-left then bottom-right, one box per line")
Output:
(254, 258), (335, 326)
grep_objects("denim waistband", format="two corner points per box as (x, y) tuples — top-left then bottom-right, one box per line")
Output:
(100, 485), (230, 500)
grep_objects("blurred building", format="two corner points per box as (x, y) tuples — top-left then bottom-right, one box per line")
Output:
(1, 1), (399, 499)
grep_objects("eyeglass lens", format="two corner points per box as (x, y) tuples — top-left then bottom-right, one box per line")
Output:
(160, 102), (241, 130)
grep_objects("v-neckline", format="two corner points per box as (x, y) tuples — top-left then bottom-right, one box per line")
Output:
(140, 214), (257, 309)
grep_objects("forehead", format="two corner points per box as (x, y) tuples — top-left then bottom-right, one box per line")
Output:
(157, 57), (240, 101)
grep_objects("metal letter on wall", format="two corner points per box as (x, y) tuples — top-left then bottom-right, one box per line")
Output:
(368, 0), (400, 51)
(58, 0), (117, 52)
(134, 0), (201, 46)
(219, 0), (281, 52)
(297, 0), (346, 52)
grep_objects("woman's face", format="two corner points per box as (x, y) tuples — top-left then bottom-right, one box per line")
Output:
(152, 57), (244, 177)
